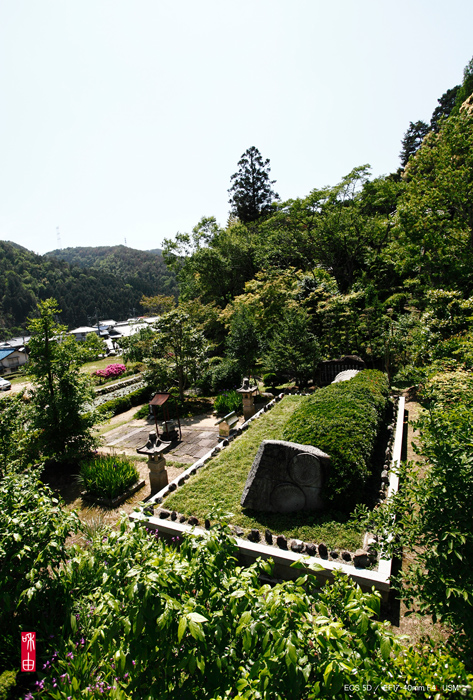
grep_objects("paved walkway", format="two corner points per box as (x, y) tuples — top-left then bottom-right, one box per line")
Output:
(101, 413), (223, 463)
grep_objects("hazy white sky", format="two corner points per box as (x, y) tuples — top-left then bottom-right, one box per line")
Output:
(1, 1), (472, 255)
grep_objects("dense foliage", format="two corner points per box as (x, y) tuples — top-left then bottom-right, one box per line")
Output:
(159, 60), (473, 388)
(213, 389), (243, 415)
(0, 469), (80, 674)
(0, 243), (176, 334)
(27, 300), (101, 464)
(1, 470), (471, 699)
(0, 393), (34, 476)
(283, 371), (390, 508)
(364, 368), (473, 652)
(78, 454), (139, 500)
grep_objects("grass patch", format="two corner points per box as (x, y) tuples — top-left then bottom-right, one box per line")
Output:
(80, 357), (118, 374)
(78, 454), (139, 500)
(165, 396), (364, 550)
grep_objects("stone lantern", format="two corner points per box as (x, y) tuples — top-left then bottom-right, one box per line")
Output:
(136, 431), (168, 494)
(236, 377), (259, 421)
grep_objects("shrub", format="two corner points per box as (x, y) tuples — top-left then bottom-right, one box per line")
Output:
(135, 403), (151, 419)
(95, 363), (127, 380)
(366, 369), (473, 649)
(0, 670), (16, 700)
(214, 389), (243, 415)
(78, 454), (139, 500)
(0, 470), (79, 671)
(95, 385), (154, 417)
(262, 372), (281, 388)
(283, 370), (390, 508)
(199, 357), (241, 394)
(21, 518), (473, 699)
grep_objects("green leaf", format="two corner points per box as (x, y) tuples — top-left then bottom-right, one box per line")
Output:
(242, 630), (252, 653)
(178, 616), (188, 643)
(380, 636), (391, 661)
(187, 612), (208, 623)
(323, 662), (333, 685)
(287, 640), (297, 665)
(188, 620), (204, 641)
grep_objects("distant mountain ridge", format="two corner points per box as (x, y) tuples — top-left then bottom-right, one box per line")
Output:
(0, 242), (176, 335)
(45, 245), (163, 272)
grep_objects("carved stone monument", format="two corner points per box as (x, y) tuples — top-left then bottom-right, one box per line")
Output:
(136, 430), (168, 494)
(241, 440), (330, 513)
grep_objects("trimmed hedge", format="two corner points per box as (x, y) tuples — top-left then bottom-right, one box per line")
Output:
(95, 385), (154, 417)
(283, 370), (390, 508)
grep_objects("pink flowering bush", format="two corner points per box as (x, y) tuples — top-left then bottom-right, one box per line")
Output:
(95, 363), (126, 380)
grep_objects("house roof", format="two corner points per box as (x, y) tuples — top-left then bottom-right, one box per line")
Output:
(0, 336), (31, 349)
(0, 349), (14, 361)
(69, 326), (97, 335)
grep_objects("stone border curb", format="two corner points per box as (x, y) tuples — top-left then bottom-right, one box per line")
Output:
(82, 479), (145, 508)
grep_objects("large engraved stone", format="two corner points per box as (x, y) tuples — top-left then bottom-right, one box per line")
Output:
(241, 440), (330, 513)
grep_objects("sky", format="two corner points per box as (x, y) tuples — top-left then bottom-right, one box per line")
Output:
(1, 1), (472, 255)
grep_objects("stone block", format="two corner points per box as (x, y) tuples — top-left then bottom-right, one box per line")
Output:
(240, 440), (330, 513)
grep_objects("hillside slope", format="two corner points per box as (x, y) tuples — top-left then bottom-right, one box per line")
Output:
(0, 242), (177, 333)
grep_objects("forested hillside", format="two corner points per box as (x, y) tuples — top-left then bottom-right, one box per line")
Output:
(0, 243), (177, 335)
(162, 63), (473, 386)
(45, 244), (165, 279)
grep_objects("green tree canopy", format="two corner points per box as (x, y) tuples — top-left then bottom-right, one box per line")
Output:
(27, 299), (99, 464)
(148, 309), (209, 401)
(395, 106), (473, 293)
(399, 120), (430, 168)
(228, 146), (278, 223)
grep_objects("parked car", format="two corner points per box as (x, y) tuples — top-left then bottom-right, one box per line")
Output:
(0, 377), (12, 391)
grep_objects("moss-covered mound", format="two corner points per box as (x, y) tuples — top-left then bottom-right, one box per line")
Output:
(283, 370), (390, 508)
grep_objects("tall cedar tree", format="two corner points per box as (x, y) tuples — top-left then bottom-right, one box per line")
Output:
(228, 147), (278, 223)
(399, 120), (430, 168)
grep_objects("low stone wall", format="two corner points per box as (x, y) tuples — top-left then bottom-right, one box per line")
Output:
(94, 373), (143, 396)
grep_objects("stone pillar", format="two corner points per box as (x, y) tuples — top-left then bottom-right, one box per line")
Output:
(237, 378), (259, 421)
(241, 392), (256, 421)
(148, 454), (168, 494)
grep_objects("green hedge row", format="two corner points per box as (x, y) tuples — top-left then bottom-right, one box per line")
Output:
(283, 370), (390, 508)
(95, 385), (154, 418)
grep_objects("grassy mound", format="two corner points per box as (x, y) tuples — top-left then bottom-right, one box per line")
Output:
(164, 395), (363, 549)
(283, 370), (390, 508)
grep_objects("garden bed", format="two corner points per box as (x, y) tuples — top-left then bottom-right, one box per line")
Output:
(138, 394), (371, 549)
(81, 479), (146, 508)
(131, 393), (405, 599)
